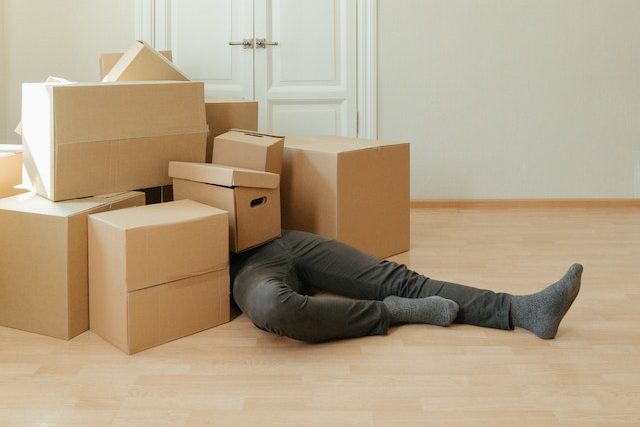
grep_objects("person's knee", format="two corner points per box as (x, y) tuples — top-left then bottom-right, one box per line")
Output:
(243, 281), (298, 331)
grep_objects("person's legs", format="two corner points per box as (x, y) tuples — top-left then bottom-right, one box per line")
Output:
(280, 230), (512, 330)
(231, 239), (393, 342)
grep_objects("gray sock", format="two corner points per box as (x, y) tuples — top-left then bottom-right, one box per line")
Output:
(510, 263), (583, 339)
(383, 295), (459, 326)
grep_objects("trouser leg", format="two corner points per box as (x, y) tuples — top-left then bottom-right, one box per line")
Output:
(231, 241), (391, 342)
(280, 230), (512, 330)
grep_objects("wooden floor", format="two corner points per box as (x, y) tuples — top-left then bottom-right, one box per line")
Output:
(1, 207), (639, 426)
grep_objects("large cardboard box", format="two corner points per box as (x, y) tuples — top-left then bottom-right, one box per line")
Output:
(281, 136), (410, 258)
(102, 41), (187, 82)
(212, 130), (284, 174)
(21, 80), (207, 201)
(205, 99), (258, 162)
(100, 50), (173, 79)
(0, 145), (26, 198)
(169, 162), (281, 253)
(89, 200), (230, 354)
(0, 191), (145, 339)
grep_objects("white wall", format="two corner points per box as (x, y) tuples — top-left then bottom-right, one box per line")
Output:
(2, 0), (135, 145)
(378, 0), (640, 199)
(0, 0), (6, 144)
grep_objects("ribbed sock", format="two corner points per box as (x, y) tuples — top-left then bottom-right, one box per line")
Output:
(510, 263), (583, 339)
(383, 295), (459, 326)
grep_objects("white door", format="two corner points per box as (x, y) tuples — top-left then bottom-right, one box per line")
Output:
(145, 0), (357, 137)
(254, 0), (357, 136)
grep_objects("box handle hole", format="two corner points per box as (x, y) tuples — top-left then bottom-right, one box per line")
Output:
(250, 197), (267, 207)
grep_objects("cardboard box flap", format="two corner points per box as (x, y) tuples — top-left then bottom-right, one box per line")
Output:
(0, 191), (144, 217)
(169, 162), (279, 189)
(285, 136), (408, 154)
(88, 199), (227, 231)
(23, 81), (208, 145)
(103, 40), (189, 82)
(100, 50), (173, 80)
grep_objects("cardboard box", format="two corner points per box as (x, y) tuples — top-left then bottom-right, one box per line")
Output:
(21, 80), (207, 201)
(169, 162), (281, 253)
(281, 136), (410, 258)
(205, 99), (258, 162)
(100, 50), (173, 79)
(102, 41), (187, 82)
(0, 145), (26, 198)
(89, 200), (230, 354)
(0, 191), (145, 339)
(212, 130), (284, 174)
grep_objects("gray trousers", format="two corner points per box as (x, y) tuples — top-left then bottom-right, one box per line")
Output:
(232, 230), (513, 342)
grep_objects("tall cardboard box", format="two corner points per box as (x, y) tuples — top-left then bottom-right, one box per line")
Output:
(100, 50), (173, 79)
(21, 80), (207, 201)
(89, 200), (230, 354)
(212, 130), (284, 174)
(102, 41), (187, 82)
(0, 145), (26, 198)
(205, 99), (258, 162)
(0, 191), (145, 339)
(281, 136), (410, 259)
(169, 162), (281, 253)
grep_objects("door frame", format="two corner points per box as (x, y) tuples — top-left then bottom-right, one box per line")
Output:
(134, 0), (378, 138)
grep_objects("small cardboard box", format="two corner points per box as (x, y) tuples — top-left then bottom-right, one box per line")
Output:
(205, 99), (258, 162)
(102, 41), (187, 82)
(169, 162), (281, 253)
(0, 146), (26, 198)
(21, 80), (207, 201)
(281, 136), (410, 259)
(0, 191), (145, 339)
(212, 130), (284, 174)
(100, 50), (173, 79)
(89, 200), (230, 354)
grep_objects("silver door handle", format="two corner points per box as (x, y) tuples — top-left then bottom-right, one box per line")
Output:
(256, 38), (279, 48)
(229, 38), (254, 49)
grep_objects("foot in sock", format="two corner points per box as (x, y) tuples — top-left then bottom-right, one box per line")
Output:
(510, 263), (583, 339)
(383, 295), (459, 326)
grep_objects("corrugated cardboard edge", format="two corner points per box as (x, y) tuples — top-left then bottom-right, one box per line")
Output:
(229, 129), (285, 139)
(169, 162), (279, 189)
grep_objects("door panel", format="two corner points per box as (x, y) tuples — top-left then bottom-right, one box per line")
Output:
(254, 0), (356, 136)
(163, 0), (254, 99)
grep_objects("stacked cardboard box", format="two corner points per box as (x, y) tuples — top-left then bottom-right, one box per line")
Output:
(205, 100), (259, 162)
(281, 136), (410, 259)
(89, 200), (230, 354)
(0, 192), (145, 339)
(170, 129), (284, 253)
(0, 145), (26, 198)
(0, 41), (235, 350)
(170, 162), (280, 252)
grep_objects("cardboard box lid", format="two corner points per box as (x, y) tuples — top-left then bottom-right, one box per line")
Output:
(103, 41), (188, 82)
(169, 162), (279, 189)
(0, 191), (144, 217)
(89, 199), (226, 231)
(23, 80), (207, 145)
(285, 136), (408, 154)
